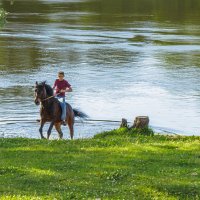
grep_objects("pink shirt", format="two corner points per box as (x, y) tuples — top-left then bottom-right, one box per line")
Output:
(53, 79), (71, 97)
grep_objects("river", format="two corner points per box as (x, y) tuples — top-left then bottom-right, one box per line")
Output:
(0, 0), (200, 138)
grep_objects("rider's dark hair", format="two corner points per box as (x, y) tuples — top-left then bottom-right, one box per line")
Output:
(58, 71), (65, 76)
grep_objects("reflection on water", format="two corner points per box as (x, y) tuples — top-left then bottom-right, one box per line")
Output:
(0, 0), (200, 138)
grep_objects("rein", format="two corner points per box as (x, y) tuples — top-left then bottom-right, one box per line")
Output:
(42, 93), (61, 102)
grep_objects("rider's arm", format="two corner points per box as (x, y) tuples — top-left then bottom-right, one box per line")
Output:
(60, 86), (72, 93)
(61, 80), (72, 93)
(65, 86), (72, 92)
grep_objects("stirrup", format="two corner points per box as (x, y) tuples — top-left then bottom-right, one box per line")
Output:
(61, 121), (66, 126)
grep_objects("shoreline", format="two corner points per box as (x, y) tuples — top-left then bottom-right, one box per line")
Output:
(0, 127), (198, 140)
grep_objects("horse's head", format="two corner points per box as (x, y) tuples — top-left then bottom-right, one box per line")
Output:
(34, 81), (47, 105)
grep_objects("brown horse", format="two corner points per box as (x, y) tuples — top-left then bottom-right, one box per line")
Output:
(34, 81), (87, 139)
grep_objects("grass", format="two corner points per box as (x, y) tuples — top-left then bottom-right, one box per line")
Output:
(0, 128), (200, 200)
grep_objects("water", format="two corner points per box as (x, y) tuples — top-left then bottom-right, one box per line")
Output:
(0, 0), (200, 138)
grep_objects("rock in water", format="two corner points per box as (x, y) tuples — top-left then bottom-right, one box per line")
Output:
(120, 118), (128, 128)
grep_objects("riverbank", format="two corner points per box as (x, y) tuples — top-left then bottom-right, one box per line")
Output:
(0, 128), (200, 200)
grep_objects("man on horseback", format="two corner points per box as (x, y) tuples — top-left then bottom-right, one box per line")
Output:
(53, 71), (72, 125)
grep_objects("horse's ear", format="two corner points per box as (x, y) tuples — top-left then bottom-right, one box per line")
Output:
(35, 81), (38, 86)
(42, 81), (46, 87)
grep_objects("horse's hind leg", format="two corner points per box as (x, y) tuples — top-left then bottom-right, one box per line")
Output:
(66, 103), (74, 140)
(69, 124), (74, 140)
(68, 118), (74, 140)
(55, 123), (63, 139)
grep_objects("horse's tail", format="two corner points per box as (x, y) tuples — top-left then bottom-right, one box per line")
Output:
(73, 108), (88, 119)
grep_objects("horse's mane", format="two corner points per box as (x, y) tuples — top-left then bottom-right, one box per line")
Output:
(39, 81), (54, 96)
(45, 83), (54, 96)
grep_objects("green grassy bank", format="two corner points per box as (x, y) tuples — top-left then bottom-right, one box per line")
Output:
(0, 128), (200, 200)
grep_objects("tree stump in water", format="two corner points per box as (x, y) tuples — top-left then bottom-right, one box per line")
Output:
(132, 116), (149, 128)
(120, 118), (128, 128)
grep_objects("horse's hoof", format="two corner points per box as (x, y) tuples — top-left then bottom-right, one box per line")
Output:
(41, 137), (46, 139)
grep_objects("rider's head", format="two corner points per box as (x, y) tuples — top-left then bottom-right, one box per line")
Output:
(58, 71), (64, 81)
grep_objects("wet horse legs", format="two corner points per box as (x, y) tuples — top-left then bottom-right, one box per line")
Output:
(55, 123), (63, 139)
(47, 121), (54, 139)
(67, 116), (74, 139)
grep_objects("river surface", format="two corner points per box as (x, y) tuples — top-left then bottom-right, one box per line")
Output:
(0, 0), (200, 138)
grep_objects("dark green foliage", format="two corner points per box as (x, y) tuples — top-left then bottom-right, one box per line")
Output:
(0, 8), (7, 28)
(0, 8), (8, 20)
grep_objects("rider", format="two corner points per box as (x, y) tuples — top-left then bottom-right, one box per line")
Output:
(53, 71), (72, 125)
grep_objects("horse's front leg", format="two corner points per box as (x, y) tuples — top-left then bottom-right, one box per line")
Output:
(47, 121), (54, 140)
(39, 120), (46, 139)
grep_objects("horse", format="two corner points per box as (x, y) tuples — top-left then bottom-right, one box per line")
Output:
(34, 81), (87, 139)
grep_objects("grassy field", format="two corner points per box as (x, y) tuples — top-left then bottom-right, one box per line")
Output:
(0, 128), (200, 200)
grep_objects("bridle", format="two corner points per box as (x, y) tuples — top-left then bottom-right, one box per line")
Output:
(35, 83), (60, 102)
(35, 85), (49, 103)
